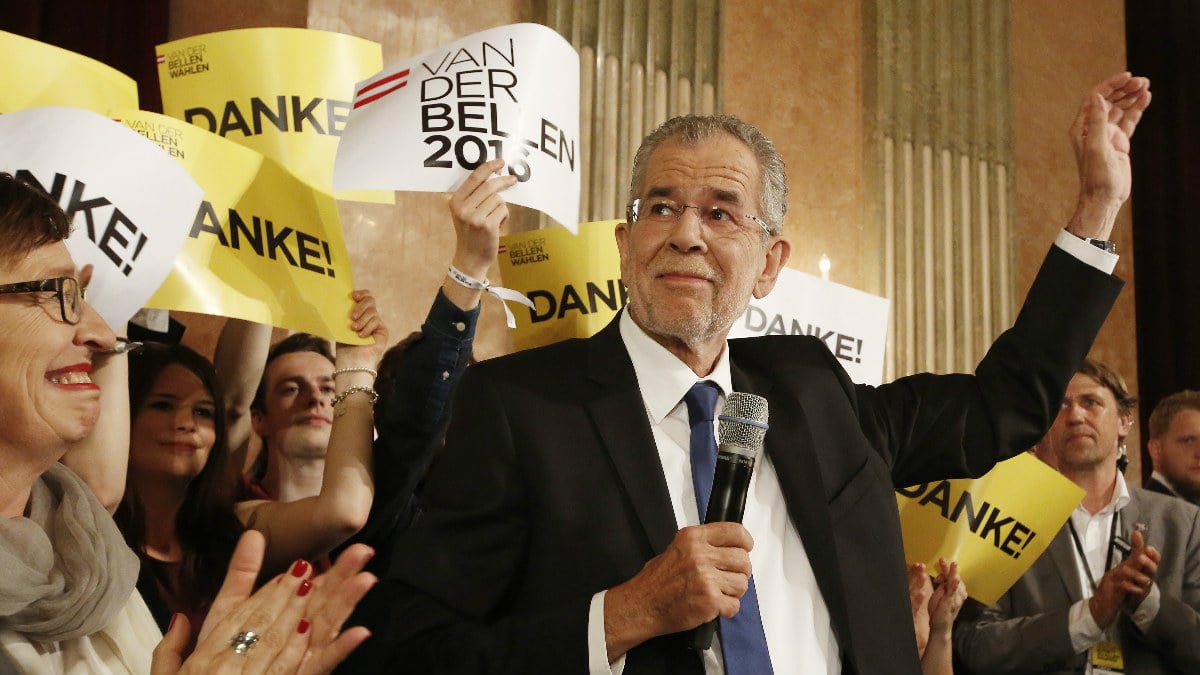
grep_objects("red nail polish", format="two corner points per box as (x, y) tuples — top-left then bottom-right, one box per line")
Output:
(290, 559), (310, 577)
(297, 579), (312, 597)
(297, 619), (311, 634)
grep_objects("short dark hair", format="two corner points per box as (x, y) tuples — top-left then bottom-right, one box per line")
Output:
(0, 172), (71, 264)
(247, 333), (335, 483)
(250, 332), (335, 413)
(1077, 357), (1138, 416)
(1148, 390), (1200, 440)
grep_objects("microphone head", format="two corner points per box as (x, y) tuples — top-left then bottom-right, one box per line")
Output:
(717, 392), (768, 451)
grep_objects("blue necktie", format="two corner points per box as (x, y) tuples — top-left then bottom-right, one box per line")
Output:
(684, 382), (773, 675)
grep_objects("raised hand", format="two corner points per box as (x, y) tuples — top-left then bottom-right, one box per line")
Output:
(927, 558), (967, 634)
(1117, 529), (1161, 610)
(444, 158), (518, 310)
(338, 289), (388, 365)
(152, 530), (376, 675)
(907, 562), (933, 655)
(1088, 529), (1160, 628)
(1067, 72), (1152, 239)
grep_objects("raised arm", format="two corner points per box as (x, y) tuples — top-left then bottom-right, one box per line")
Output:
(235, 291), (387, 573)
(213, 317), (272, 474)
(921, 559), (965, 675)
(360, 159), (515, 541)
(59, 265), (129, 512)
(1066, 71), (1151, 240)
(61, 347), (129, 512)
(441, 158), (517, 312)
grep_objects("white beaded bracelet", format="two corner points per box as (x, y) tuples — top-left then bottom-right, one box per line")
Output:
(332, 366), (378, 379)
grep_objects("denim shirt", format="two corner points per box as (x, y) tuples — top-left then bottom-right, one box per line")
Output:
(332, 289), (480, 675)
(364, 287), (480, 549)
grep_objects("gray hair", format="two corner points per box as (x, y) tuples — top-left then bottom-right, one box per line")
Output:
(628, 114), (788, 235)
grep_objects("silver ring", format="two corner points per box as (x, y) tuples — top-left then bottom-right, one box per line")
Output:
(230, 630), (259, 655)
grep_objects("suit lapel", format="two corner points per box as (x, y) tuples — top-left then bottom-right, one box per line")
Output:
(1121, 490), (1143, 533)
(586, 317), (680, 556)
(729, 356), (852, 640)
(1046, 525), (1085, 603)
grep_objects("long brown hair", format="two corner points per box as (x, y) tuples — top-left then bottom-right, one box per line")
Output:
(116, 342), (243, 611)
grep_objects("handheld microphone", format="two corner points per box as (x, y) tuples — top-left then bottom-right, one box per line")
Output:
(690, 392), (769, 651)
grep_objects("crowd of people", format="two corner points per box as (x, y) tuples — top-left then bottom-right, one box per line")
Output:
(1, 68), (1195, 675)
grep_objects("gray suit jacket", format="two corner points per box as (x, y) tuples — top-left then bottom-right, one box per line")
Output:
(955, 487), (1200, 675)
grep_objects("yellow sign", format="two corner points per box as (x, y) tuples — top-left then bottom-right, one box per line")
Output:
(157, 27), (388, 202)
(896, 453), (1084, 604)
(497, 220), (624, 351)
(0, 30), (137, 114)
(114, 109), (365, 344)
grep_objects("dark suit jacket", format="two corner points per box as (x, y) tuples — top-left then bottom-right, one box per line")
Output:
(1145, 476), (1173, 496)
(1144, 476), (1200, 509)
(385, 246), (1121, 675)
(954, 488), (1200, 675)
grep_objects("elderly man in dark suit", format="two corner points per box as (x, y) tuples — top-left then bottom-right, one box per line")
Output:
(383, 73), (1148, 675)
(955, 359), (1200, 675)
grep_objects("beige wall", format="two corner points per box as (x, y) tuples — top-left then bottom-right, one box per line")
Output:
(166, 0), (1139, 471)
(725, 1), (869, 291)
(1010, 0), (1140, 474)
(725, 1), (1139, 474)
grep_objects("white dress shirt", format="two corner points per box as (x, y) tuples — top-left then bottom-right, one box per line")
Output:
(1065, 471), (1160, 673)
(587, 309), (839, 675)
(586, 231), (1114, 674)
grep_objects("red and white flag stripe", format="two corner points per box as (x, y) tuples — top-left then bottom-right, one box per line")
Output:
(354, 69), (410, 109)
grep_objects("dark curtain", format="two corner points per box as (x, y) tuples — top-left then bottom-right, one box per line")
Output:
(1125, 1), (1200, 479)
(0, 0), (170, 112)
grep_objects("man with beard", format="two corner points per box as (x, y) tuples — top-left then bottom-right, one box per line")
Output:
(385, 73), (1149, 675)
(955, 359), (1200, 675)
(1146, 390), (1200, 508)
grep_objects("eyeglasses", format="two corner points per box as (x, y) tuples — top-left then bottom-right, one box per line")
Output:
(626, 197), (772, 238)
(0, 277), (85, 324)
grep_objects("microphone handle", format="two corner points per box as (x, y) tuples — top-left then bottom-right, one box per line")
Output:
(705, 448), (755, 523)
(689, 448), (756, 651)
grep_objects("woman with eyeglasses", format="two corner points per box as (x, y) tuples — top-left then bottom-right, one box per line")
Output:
(0, 171), (374, 675)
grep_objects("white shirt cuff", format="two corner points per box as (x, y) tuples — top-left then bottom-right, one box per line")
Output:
(1131, 582), (1161, 631)
(588, 591), (626, 675)
(1055, 229), (1119, 274)
(1068, 598), (1105, 653)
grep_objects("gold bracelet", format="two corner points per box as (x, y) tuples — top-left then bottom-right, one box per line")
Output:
(331, 385), (378, 417)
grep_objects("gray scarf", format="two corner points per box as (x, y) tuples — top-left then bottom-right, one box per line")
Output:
(0, 463), (139, 641)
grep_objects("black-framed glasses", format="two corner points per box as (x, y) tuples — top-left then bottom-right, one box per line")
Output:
(0, 277), (85, 324)
(626, 197), (772, 238)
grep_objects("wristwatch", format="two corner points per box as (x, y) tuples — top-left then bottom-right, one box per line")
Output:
(1071, 232), (1117, 254)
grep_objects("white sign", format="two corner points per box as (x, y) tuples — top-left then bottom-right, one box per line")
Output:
(334, 23), (581, 232)
(0, 107), (203, 330)
(729, 267), (891, 386)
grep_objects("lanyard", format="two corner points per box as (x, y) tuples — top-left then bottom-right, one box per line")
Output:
(1066, 511), (1121, 592)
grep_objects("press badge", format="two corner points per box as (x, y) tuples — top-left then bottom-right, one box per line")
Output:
(1091, 639), (1125, 674)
